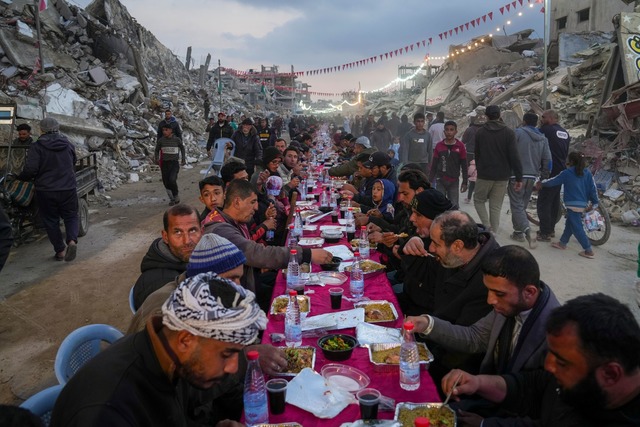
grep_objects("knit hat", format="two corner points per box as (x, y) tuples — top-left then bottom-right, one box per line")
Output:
(263, 146), (282, 168)
(485, 105), (500, 118)
(162, 271), (267, 344)
(40, 117), (59, 133)
(355, 136), (371, 149)
(186, 234), (246, 277)
(241, 118), (253, 126)
(411, 189), (454, 219)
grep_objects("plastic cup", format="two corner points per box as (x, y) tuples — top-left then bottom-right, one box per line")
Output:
(266, 378), (288, 415)
(331, 210), (339, 223)
(357, 388), (380, 420)
(329, 287), (343, 309)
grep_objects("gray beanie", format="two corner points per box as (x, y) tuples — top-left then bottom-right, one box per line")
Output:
(40, 117), (60, 133)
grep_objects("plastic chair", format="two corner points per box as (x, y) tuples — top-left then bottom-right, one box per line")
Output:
(20, 384), (64, 426)
(129, 285), (136, 314)
(203, 137), (235, 176)
(54, 324), (124, 384)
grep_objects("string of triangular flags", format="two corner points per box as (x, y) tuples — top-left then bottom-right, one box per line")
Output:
(221, 0), (543, 79)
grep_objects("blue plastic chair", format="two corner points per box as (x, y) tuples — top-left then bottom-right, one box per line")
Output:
(20, 384), (64, 426)
(203, 137), (235, 176)
(54, 324), (124, 384)
(129, 285), (136, 314)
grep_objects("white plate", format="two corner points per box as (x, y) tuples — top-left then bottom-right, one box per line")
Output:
(323, 245), (354, 261)
(338, 218), (348, 225)
(320, 225), (346, 233)
(316, 271), (348, 285)
(298, 237), (324, 247)
(303, 225), (318, 231)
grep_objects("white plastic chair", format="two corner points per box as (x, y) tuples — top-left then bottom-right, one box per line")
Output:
(203, 138), (235, 177)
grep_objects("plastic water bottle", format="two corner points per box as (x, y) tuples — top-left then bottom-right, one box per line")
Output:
(320, 186), (329, 207)
(330, 190), (338, 208)
(243, 350), (269, 425)
(287, 224), (298, 248)
(350, 251), (364, 300)
(345, 207), (356, 241)
(285, 290), (302, 347)
(293, 208), (303, 238)
(359, 226), (370, 259)
(400, 321), (421, 391)
(286, 249), (299, 292)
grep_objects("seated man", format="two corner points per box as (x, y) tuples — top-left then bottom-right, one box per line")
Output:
(328, 136), (376, 179)
(198, 175), (225, 223)
(442, 294), (640, 426)
(277, 146), (303, 192)
(402, 210), (497, 390)
(51, 272), (267, 427)
(132, 204), (202, 310)
(204, 179), (332, 308)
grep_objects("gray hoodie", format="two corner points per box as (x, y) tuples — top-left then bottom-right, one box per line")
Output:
(400, 127), (432, 165)
(512, 126), (551, 180)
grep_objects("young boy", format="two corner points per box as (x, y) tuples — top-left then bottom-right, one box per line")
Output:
(198, 175), (225, 223)
(428, 120), (468, 206)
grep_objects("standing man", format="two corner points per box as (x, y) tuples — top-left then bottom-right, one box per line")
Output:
(474, 105), (523, 233)
(155, 124), (186, 206)
(508, 112), (551, 248)
(206, 112), (234, 158)
(231, 118), (262, 177)
(51, 272), (266, 427)
(256, 117), (276, 150)
(428, 111), (446, 147)
(536, 109), (570, 242)
(156, 109), (182, 141)
(370, 118), (394, 153)
(400, 112), (432, 175)
(16, 117), (78, 261)
(429, 120), (468, 206)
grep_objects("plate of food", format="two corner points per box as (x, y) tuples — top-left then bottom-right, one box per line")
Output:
(342, 259), (385, 276)
(297, 200), (315, 208)
(350, 239), (377, 252)
(303, 224), (318, 232)
(394, 402), (456, 426)
(354, 300), (398, 323)
(281, 347), (316, 376)
(368, 343), (434, 372)
(300, 209), (321, 220)
(270, 295), (310, 315)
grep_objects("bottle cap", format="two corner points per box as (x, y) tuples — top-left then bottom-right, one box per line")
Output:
(290, 249), (297, 255)
(354, 251), (360, 257)
(348, 207), (353, 211)
(403, 321), (415, 331)
(414, 417), (430, 427)
(289, 290), (297, 296)
(247, 350), (259, 360)
(361, 226), (366, 230)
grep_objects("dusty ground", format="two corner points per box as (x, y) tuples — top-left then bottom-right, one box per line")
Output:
(1, 161), (639, 405)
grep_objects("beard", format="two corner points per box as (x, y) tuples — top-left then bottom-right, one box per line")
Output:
(178, 357), (229, 390)
(558, 369), (608, 412)
(439, 251), (465, 269)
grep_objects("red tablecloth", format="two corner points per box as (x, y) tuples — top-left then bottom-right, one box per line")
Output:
(262, 209), (440, 425)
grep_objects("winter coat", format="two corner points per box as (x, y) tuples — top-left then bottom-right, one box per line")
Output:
(513, 126), (551, 180)
(475, 120), (522, 181)
(231, 127), (263, 172)
(17, 132), (77, 191)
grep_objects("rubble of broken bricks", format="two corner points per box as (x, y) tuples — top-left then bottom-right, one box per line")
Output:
(0, 0), (293, 200)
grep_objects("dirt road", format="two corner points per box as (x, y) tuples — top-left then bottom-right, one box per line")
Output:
(1, 160), (639, 404)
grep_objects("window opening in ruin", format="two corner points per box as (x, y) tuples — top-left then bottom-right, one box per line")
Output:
(556, 16), (567, 31)
(577, 8), (589, 23)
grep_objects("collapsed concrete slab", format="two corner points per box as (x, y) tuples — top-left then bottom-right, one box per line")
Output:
(49, 112), (115, 138)
(41, 83), (91, 119)
(0, 28), (75, 70)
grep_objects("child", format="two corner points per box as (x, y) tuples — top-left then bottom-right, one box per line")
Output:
(387, 149), (400, 168)
(539, 151), (598, 259)
(465, 159), (477, 204)
(198, 175), (225, 223)
(429, 120), (468, 206)
(367, 179), (395, 221)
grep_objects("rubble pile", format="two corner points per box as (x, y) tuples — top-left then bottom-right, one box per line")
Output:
(0, 0), (288, 193)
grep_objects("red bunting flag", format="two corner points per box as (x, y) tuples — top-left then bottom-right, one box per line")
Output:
(394, 49), (398, 55)
(444, 32), (448, 39)
(455, 27), (459, 34)
(489, 12), (493, 20)
(410, 44), (414, 51)
(390, 51), (393, 58)
(500, 6), (505, 14)
(465, 22), (469, 30)
(540, 6), (545, 12)
(449, 29), (453, 36)
(385, 53), (388, 59)
(428, 37), (432, 44)
(421, 40), (426, 47)
(405, 46), (409, 53)
(460, 25), (464, 32)
(512, 1), (517, 8)
(379, 54), (383, 61)
(519, 0), (523, 4)
(471, 20), (476, 27)
(439, 33), (443, 40)
(506, 4), (511, 12)
(476, 17), (481, 25)
(482, 14), (487, 22)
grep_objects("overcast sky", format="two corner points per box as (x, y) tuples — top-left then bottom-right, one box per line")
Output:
(76, 0), (544, 98)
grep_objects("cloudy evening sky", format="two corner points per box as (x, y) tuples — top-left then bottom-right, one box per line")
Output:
(76, 0), (545, 98)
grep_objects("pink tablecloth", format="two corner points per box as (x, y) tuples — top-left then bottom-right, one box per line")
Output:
(262, 211), (440, 426)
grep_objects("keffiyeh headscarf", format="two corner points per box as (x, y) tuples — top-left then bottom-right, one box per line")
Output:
(162, 271), (267, 345)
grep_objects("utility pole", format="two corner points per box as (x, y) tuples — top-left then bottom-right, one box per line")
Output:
(542, 0), (551, 108)
(291, 65), (295, 114)
(423, 58), (429, 114)
(34, 0), (47, 117)
(185, 47), (192, 70)
(218, 59), (222, 112)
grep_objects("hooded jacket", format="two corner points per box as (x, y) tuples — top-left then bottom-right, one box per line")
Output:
(231, 127), (263, 171)
(132, 238), (186, 309)
(513, 126), (551, 180)
(373, 179), (396, 220)
(17, 132), (77, 191)
(475, 120), (523, 181)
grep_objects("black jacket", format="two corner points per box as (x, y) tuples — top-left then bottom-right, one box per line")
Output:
(231, 128), (263, 172)
(206, 121), (234, 151)
(132, 238), (186, 309)
(157, 117), (182, 140)
(475, 120), (522, 181)
(17, 132), (77, 192)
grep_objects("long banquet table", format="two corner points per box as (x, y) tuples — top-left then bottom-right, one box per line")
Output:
(261, 195), (441, 425)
